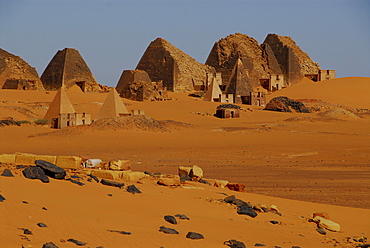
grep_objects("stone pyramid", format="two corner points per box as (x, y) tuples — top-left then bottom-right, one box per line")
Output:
(225, 58), (253, 104)
(41, 48), (99, 91)
(0, 48), (44, 90)
(203, 75), (222, 102)
(136, 38), (215, 92)
(94, 89), (129, 120)
(44, 87), (76, 120)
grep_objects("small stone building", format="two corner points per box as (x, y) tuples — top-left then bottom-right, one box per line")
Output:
(250, 86), (267, 106)
(215, 104), (241, 118)
(318, 70), (336, 81)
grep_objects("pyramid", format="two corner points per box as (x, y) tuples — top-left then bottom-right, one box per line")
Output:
(0, 48), (44, 90)
(41, 48), (99, 91)
(94, 89), (129, 120)
(225, 58), (253, 102)
(203, 75), (222, 102)
(44, 88), (76, 120)
(67, 84), (83, 93)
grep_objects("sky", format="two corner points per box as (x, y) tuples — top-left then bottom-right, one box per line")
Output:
(0, 0), (369, 87)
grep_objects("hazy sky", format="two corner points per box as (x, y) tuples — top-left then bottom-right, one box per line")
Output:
(0, 0), (369, 87)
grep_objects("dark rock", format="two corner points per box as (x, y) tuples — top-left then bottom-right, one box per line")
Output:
(42, 242), (59, 248)
(107, 230), (131, 235)
(224, 239), (246, 248)
(23, 229), (33, 235)
(224, 195), (252, 208)
(67, 238), (87, 246)
(107, 194), (113, 197)
(22, 166), (49, 183)
(88, 174), (99, 182)
(270, 220), (279, 225)
(180, 174), (193, 182)
(186, 231), (204, 240)
(42, 207), (48, 210)
(316, 227), (326, 235)
(255, 243), (266, 246)
(16, 165), (26, 169)
(1, 169), (14, 177)
(100, 179), (125, 188)
(0, 195), (5, 202)
(159, 226), (179, 234)
(164, 215), (177, 225)
(264, 96), (310, 113)
(70, 175), (81, 179)
(199, 179), (211, 185)
(37, 222), (47, 227)
(35, 160), (66, 179)
(224, 195), (237, 203)
(291, 246), (301, 248)
(66, 178), (85, 186)
(126, 185), (142, 194)
(22, 201), (29, 204)
(175, 214), (190, 220)
(237, 204), (258, 218)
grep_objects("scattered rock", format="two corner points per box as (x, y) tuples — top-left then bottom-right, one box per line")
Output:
(35, 160), (66, 179)
(159, 226), (179, 234)
(270, 221), (279, 225)
(316, 227), (326, 235)
(23, 229), (33, 235)
(107, 194), (113, 197)
(37, 222), (47, 227)
(224, 239), (246, 248)
(255, 244), (266, 247)
(164, 215), (177, 225)
(157, 177), (180, 186)
(109, 160), (131, 171)
(313, 216), (340, 232)
(66, 178), (85, 186)
(237, 204), (258, 218)
(224, 195), (252, 208)
(42, 207), (48, 210)
(226, 183), (246, 192)
(22, 201), (29, 204)
(107, 230), (132, 235)
(1, 168), (14, 177)
(0, 194), (5, 202)
(189, 165), (203, 182)
(199, 179), (211, 185)
(42, 242), (59, 248)
(178, 166), (192, 178)
(126, 185), (142, 194)
(186, 231), (204, 240)
(264, 96), (310, 113)
(22, 166), (49, 183)
(100, 179), (125, 188)
(175, 214), (190, 220)
(67, 238), (87, 246)
(87, 174), (99, 182)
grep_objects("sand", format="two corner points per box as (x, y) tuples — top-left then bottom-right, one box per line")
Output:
(0, 77), (369, 247)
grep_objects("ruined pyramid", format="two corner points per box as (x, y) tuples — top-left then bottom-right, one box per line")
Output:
(136, 38), (215, 92)
(44, 87), (76, 120)
(203, 74), (222, 102)
(41, 48), (99, 91)
(94, 89), (130, 121)
(0, 48), (44, 90)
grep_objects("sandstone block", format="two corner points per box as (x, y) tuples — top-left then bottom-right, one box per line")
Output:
(109, 160), (131, 171)
(90, 169), (122, 181)
(120, 171), (146, 182)
(204, 178), (229, 188)
(178, 166), (192, 177)
(226, 183), (246, 192)
(189, 165), (203, 182)
(313, 216), (340, 232)
(56, 156), (82, 169)
(0, 154), (16, 164)
(157, 177), (180, 186)
(35, 155), (57, 164)
(15, 153), (36, 165)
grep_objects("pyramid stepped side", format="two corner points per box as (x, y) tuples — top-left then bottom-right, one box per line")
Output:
(136, 38), (215, 92)
(44, 88), (76, 120)
(263, 34), (320, 86)
(225, 58), (253, 97)
(95, 89), (129, 121)
(0, 48), (44, 90)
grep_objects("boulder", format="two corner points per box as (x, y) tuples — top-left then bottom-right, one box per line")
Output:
(100, 179), (125, 189)
(226, 183), (246, 192)
(189, 165), (203, 182)
(15, 152), (35, 165)
(204, 178), (229, 188)
(0, 194), (5, 202)
(178, 166), (192, 177)
(175, 214), (190, 220)
(0, 154), (16, 164)
(120, 171), (146, 182)
(35, 155), (57, 164)
(67, 238), (87, 246)
(35, 160), (66, 179)
(56, 156), (82, 169)
(237, 204), (258, 218)
(159, 226), (179, 234)
(157, 177), (180, 186)
(264, 96), (310, 113)
(89, 169), (122, 181)
(186, 232), (204, 240)
(313, 216), (340, 232)
(22, 166), (49, 183)
(109, 160), (131, 171)
(164, 215), (177, 225)
(224, 239), (246, 248)
(42, 242), (59, 248)
(85, 159), (102, 168)
(126, 185), (142, 194)
(37, 222), (47, 227)
(1, 169), (14, 177)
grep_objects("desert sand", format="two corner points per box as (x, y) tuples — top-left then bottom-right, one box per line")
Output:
(0, 77), (369, 247)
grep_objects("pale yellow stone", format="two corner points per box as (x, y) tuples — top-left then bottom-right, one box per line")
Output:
(109, 160), (131, 171)
(35, 155), (57, 164)
(204, 178), (229, 188)
(15, 152), (36, 165)
(120, 171), (146, 182)
(178, 166), (192, 177)
(313, 216), (341, 232)
(189, 165), (203, 182)
(56, 156), (82, 169)
(0, 154), (16, 164)
(157, 177), (180, 186)
(90, 169), (122, 181)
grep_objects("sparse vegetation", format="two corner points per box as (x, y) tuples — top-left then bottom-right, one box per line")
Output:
(34, 119), (50, 126)
(19, 120), (32, 125)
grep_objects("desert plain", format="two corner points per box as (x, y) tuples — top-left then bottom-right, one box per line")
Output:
(0, 76), (369, 248)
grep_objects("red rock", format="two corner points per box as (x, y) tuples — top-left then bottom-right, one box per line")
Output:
(226, 183), (246, 192)
(313, 212), (330, 220)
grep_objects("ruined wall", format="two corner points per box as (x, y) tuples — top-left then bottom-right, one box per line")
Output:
(136, 38), (215, 92)
(41, 48), (100, 91)
(263, 34), (320, 86)
(0, 48), (44, 90)
(205, 33), (273, 89)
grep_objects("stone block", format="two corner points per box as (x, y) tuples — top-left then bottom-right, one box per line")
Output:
(313, 216), (340, 232)
(15, 153), (36, 165)
(178, 166), (192, 177)
(109, 160), (131, 171)
(56, 156), (82, 169)
(35, 155), (57, 164)
(157, 176), (180, 186)
(226, 183), (246, 192)
(0, 154), (16, 164)
(204, 178), (229, 188)
(120, 171), (146, 182)
(189, 165), (203, 182)
(89, 169), (122, 181)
